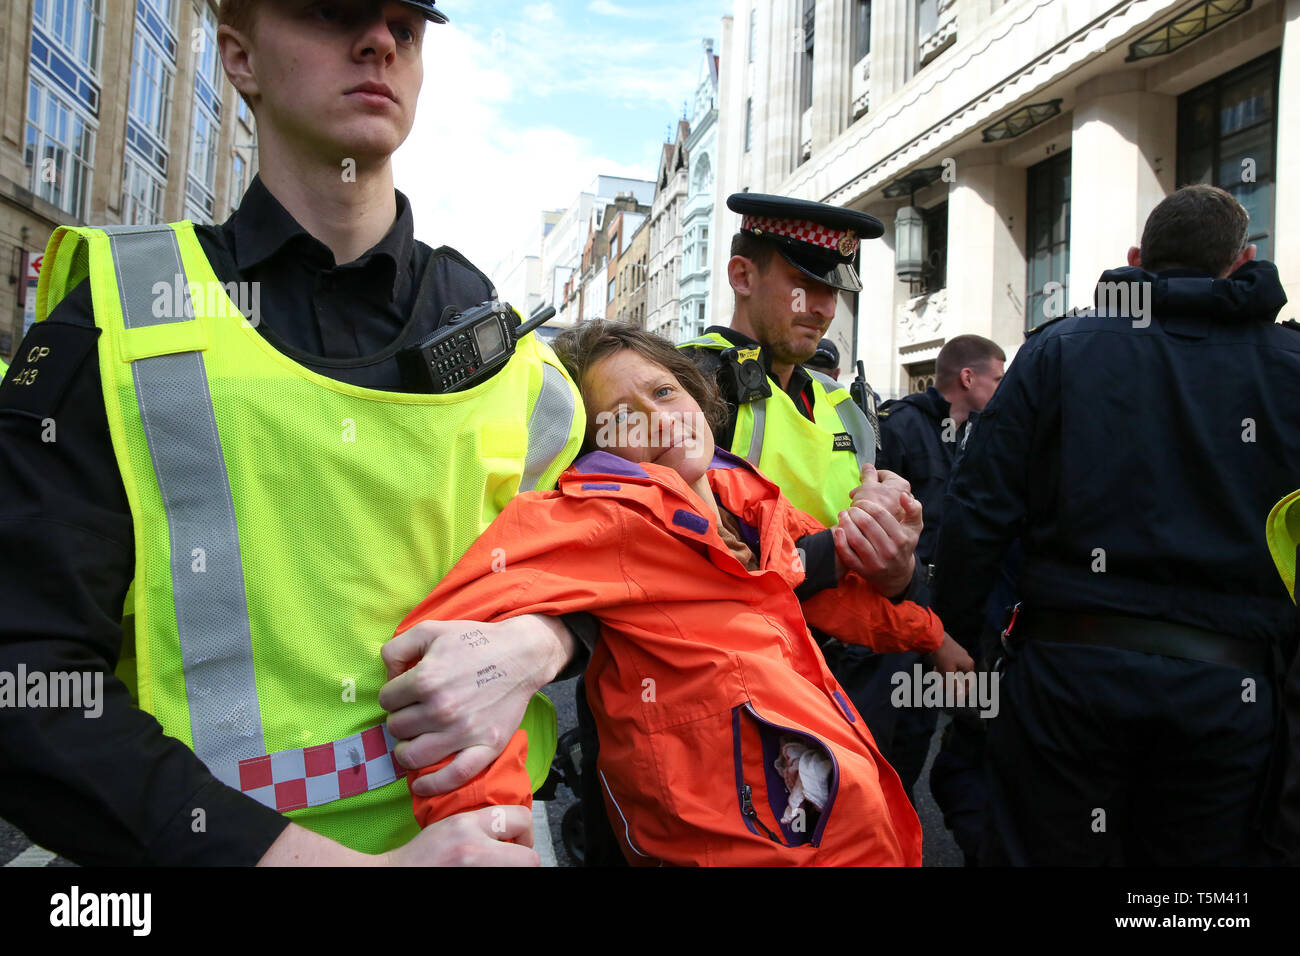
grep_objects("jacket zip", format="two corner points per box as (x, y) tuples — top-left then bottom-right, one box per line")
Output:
(740, 784), (781, 843)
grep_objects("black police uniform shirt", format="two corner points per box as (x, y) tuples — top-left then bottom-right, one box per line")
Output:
(0, 176), (581, 865)
(931, 260), (1299, 649)
(877, 385), (966, 568)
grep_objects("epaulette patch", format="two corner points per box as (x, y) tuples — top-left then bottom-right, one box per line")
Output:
(0, 321), (99, 419)
(1024, 307), (1088, 338)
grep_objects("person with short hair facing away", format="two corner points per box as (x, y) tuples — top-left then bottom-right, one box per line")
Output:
(932, 183), (1299, 865)
(875, 333), (1004, 856)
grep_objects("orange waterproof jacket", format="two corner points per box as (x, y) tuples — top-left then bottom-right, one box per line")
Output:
(400, 450), (944, 865)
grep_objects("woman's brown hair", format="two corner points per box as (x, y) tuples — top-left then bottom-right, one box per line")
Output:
(550, 320), (729, 450)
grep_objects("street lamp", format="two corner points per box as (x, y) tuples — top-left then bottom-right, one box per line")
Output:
(894, 205), (926, 283)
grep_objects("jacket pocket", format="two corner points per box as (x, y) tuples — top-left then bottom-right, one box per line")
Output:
(731, 702), (840, 848)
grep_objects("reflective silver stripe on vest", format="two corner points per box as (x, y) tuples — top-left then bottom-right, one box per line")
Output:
(520, 362), (577, 492)
(104, 224), (266, 789)
(808, 369), (874, 469)
(744, 399), (767, 467)
(679, 335), (720, 349)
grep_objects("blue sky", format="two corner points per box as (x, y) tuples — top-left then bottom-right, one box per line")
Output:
(392, 0), (731, 272)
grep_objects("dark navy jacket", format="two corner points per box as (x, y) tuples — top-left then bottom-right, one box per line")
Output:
(931, 260), (1299, 648)
(877, 386), (965, 568)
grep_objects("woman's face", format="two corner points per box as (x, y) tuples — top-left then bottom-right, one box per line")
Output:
(582, 349), (716, 487)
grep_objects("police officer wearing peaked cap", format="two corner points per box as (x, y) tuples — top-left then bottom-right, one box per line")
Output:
(395, 0), (451, 21)
(726, 192), (885, 292)
(679, 194), (959, 775)
(0, 0), (590, 867)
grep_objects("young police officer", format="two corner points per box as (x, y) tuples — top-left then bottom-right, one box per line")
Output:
(0, 1), (586, 866)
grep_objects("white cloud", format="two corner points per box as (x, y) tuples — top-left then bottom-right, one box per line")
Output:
(586, 0), (658, 17)
(393, 25), (653, 282)
(522, 2), (557, 22)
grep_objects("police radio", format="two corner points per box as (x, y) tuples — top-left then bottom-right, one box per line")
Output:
(718, 346), (772, 405)
(398, 301), (554, 394)
(849, 359), (882, 451)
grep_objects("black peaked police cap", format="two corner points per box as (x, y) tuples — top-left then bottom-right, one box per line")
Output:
(397, 1), (450, 23)
(727, 193), (883, 293)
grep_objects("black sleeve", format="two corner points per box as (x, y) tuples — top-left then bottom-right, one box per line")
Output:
(0, 283), (290, 866)
(793, 530), (838, 600)
(555, 613), (596, 680)
(931, 335), (1048, 650)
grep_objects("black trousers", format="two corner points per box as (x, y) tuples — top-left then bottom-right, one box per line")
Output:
(929, 716), (988, 865)
(820, 643), (937, 798)
(981, 640), (1276, 866)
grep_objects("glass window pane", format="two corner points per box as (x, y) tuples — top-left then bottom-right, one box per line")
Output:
(1217, 126), (1273, 183)
(1219, 69), (1273, 136)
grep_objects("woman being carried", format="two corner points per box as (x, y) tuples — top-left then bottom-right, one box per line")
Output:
(400, 321), (971, 865)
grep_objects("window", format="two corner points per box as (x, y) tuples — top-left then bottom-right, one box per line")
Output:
(194, 3), (223, 92)
(34, 0), (104, 75)
(123, 153), (165, 225)
(230, 151), (246, 211)
(748, 8), (757, 63)
(237, 96), (250, 126)
(921, 202), (948, 296)
(853, 0), (872, 61)
(692, 154), (712, 196)
(1177, 50), (1280, 260)
(138, 0), (173, 21)
(186, 4), (223, 223)
(185, 106), (219, 221)
(1025, 150), (1072, 330)
(907, 360), (936, 394)
(744, 98), (753, 152)
(699, 226), (709, 271)
(129, 21), (173, 142)
(799, 0), (815, 113)
(25, 75), (96, 221)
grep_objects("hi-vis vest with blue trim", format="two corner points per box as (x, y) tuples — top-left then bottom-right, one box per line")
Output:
(35, 222), (584, 855)
(680, 332), (874, 528)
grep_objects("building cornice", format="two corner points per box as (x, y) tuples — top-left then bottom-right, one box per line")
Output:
(781, 0), (1183, 208)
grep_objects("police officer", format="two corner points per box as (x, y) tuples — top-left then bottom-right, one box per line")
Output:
(679, 194), (951, 764)
(0, 0), (587, 866)
(932, 184), (1300, 865)
(873, 335), (1003, 841)
(805, 338), (841, 380)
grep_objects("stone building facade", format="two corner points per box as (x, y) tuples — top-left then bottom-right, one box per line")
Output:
(647, 119), (690, 341)
(2, 0), (256, 358)
(714, 0), (1298, 397)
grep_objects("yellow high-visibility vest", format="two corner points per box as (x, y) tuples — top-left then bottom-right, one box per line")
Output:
(1267, 489), (1300, 604)
(36, 221), (583, 854)
(680, 332), (874, 527)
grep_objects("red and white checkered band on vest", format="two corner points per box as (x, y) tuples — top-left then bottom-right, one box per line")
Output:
(741, 215), (860, 256)
(235, 722), (403, 813)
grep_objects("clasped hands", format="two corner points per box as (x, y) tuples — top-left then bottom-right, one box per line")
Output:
(831, 463), (972, 675)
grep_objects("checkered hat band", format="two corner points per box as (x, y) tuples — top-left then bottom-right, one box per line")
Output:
(233, 723), (403, 813)
(741, 215), (857, 254)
